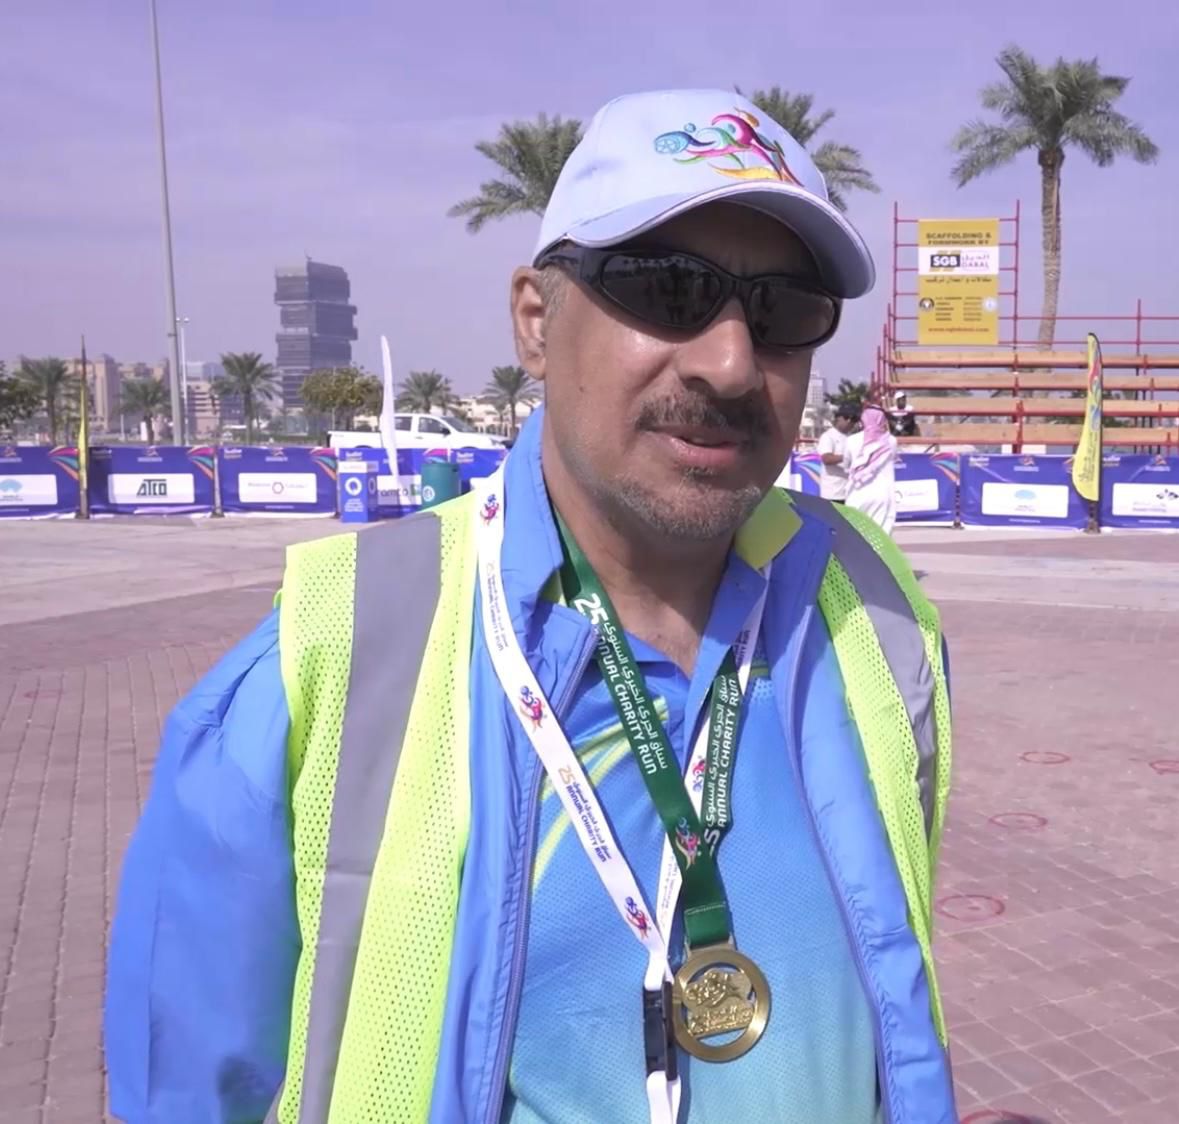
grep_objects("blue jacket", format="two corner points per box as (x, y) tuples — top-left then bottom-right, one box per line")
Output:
(106, 412), (956, 1123)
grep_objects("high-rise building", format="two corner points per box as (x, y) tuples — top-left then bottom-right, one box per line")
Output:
(274, 260), (358, 408)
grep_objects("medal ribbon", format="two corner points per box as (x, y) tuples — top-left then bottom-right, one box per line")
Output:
(557, 517), (748, 950)
(473, 471), (765, 1124)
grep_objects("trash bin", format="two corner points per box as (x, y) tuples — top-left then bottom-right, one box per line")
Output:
(420, 458), (461, 510)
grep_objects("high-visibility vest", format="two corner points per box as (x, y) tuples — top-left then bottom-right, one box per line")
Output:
(266, 490), (952, 1123)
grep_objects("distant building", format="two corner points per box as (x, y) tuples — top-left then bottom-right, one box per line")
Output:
(454, 394), (539, 436)
(183, 360), (235, 439)
(61, 353), (121, 432)
(800, 368), (827, 440)
(275, 260), (358, 409)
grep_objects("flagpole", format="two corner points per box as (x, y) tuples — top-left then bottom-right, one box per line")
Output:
(149, 0), (186, 445)
(78, 335), (91, 520)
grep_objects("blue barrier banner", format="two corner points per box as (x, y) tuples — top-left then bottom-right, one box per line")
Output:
(1100, 454), (1179, 529)
(895, 452), (959, 524)
(219, 446), (337, 515)
(88, 445), (215, 516)
(0, 444), (80, 518)
(782, 451), (822, 495)
(960, 454), (1087, 528)
(338, 446), (507, 518)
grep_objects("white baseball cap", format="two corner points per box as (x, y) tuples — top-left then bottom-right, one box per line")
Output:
(534, 88), (875, 299)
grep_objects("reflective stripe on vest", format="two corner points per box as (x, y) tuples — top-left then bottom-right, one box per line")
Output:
(789, 492), (939, 839)
(272, 491), (951, 1120)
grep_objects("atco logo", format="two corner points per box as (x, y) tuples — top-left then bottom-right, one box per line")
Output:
(136, 478), (168, 497)
(518, 685), (545, 728)
(625, 896), (650, 940)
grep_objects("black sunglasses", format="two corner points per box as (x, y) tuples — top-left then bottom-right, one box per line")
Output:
(537, 245), (841, 351)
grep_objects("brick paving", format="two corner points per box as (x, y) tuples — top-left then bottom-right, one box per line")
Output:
(0, 523), (1176, 1122)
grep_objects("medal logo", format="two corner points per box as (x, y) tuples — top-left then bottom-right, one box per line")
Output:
(674, 817), (700, 867)
(690, 758), (707, 792)
(518, 685), (545, 728)
(625, 896), (650, 939)
(480, 493), (500, 524)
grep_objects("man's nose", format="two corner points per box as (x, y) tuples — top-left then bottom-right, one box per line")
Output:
(673, 298), (762, 400)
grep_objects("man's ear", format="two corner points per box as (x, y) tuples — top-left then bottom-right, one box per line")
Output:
(511, 267), (548, 381)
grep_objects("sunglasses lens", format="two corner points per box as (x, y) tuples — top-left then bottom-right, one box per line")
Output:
(748, 280), (839, 349)
(597, 253), (724, 330)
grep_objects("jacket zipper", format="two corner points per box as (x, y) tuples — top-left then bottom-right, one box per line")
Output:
(781, 590), (896, 1124)
(483, 625), (599, 1124)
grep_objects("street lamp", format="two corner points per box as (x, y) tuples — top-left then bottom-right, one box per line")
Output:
(176, 315), (190, 440)
(149, 0), (185, 445)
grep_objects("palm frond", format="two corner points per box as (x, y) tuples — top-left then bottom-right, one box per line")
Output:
(449, 114), (583, 233)
(949, 121), (1037, 185)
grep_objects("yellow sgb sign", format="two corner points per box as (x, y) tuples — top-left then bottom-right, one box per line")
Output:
(917, 219), (1000, 346)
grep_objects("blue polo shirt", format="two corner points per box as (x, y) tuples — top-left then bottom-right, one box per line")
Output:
(503, 553), (879, 1124)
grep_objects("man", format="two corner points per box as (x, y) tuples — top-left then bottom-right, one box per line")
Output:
(817, 402), (859, 503)
(890, 390), (919, 437)
(107, 89), (956, 1123)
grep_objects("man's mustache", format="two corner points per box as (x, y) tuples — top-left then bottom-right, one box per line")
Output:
(636, 394), (770, 442)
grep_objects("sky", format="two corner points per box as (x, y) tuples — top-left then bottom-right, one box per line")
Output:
(2, 0), (1177, 395)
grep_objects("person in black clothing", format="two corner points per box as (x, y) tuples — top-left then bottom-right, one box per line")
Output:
(889, 392), (919, 438)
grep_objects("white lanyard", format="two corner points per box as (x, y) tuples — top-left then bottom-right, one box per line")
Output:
(472, 471), (767, 1124)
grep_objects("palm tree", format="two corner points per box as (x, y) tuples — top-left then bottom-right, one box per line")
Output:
(744, 87), (880, 212)
(120, 378), (170, 443)
(395, 370), (455, 414)
(449, 114), (584, 232)
(483, 365), (539, 437)
(17, 357), (73, 443)
(951, 46), (1159, 348)
(215, 352), (280, 442)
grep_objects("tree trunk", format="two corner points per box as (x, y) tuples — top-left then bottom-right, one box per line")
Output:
(245, 391), (254, 444)
(509, 397), (518, 438)
(47, 397), (58, 445)
(145, 415), (155, 444)
(1037, 148), (1064, 349)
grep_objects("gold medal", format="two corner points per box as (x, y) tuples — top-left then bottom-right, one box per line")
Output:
(671, 944), (770, 1062)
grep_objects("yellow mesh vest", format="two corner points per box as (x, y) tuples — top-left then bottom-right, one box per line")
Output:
(275, 493), (950, 1119)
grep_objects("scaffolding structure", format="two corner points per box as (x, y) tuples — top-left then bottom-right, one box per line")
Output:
(873, 202), (1179, 451)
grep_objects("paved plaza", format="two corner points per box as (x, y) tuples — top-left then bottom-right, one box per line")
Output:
(1, 515), (1177, 1122)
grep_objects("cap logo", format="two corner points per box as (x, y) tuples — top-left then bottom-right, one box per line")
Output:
(652, 109), (803, 186)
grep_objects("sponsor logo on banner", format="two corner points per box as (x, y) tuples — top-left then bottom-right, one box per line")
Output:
(981, 482), (1070, 519)
(0, 475), (58, 506)
(895, 478), (940, 514)
(108, 473), (196, 505)
(378, 473), (420, 506)
(238, 472), (317, 505)
(1112, 483), (1179, 518)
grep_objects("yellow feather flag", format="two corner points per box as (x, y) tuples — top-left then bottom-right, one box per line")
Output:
(1071, 333), (1103, 503)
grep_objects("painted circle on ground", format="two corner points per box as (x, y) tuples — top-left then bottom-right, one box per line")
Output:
(1020, 751), (1071, 765)
(988, 812), (1048, 831)
(1149, 760), (1179, 775)
(935, 894), (1006, 922)
(961, 1112), (1032, 1124)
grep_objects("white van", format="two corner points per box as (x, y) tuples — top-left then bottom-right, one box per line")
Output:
(331, 413), (507, 452)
